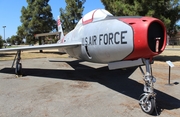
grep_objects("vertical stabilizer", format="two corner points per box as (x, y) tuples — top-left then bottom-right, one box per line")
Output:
(57, 16), (64, 43)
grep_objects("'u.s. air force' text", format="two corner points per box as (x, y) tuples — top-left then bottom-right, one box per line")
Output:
(82, 31), (127, 46)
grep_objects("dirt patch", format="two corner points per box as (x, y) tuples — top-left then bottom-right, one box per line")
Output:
(3, 76), (16, 79)
(70, 81), (91, 89)
(120, 102), (139, 113)
(37, 82), (63, 99)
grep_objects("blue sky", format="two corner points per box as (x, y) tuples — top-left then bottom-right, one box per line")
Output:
(0, 0), (104, 39)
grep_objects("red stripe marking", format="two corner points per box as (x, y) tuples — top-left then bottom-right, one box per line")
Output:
(57, 19), (61, 26)
(82, 10), (98, 25)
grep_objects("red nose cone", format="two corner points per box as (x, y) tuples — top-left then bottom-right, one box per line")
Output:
(119, 17), (167, 60)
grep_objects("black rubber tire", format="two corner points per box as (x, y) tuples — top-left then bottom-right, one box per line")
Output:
(15, 63), (22, 75)
(140, 97), (155, 115)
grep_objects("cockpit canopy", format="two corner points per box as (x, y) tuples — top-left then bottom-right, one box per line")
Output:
(75, 9), (113, 28)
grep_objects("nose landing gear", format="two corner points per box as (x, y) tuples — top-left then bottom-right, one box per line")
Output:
(139, 59), (157, 114)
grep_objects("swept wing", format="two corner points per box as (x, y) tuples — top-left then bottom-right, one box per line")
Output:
(0, 42), (81, 52)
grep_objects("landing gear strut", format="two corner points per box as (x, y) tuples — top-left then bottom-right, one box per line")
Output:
(12, 51), (22, 77)
(139, 59), (156, 114)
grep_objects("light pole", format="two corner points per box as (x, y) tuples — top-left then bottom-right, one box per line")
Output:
(3, 26), (6, 42)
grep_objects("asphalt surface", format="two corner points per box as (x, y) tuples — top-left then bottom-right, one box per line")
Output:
(0, 58), (179, 117)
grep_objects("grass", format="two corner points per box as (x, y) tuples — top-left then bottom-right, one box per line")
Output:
(2, 45), (26, 49)
(0, 48), (180, 65)
(0, 49), (68, 61)
(166, 45), (180, 48)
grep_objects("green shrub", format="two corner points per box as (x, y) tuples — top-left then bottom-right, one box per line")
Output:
(0, 36), (3, 48)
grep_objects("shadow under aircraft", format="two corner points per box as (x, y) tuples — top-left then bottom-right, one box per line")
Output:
(0, 59), (179, 116)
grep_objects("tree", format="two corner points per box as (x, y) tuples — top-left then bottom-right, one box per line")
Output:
(17, 25), (25, 44)
(6, 37), (11, 43)
(101, 0), (180, 37)
(17, 0), (57, 44)
(0, 35), (3, 48)
(60, 0), (86, 32)
(10, 35), (21, 45)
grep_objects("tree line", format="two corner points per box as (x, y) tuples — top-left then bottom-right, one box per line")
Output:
(0, 0), (180, 47)
(101, 0), (180, 38)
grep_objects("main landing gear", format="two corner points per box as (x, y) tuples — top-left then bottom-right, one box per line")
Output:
(12, 50), (22, 77)
(139, 59), (157, 115)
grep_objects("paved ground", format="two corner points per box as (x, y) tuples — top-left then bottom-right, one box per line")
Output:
(0, 58), (179, 117)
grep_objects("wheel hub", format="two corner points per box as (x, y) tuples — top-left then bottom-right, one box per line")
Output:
(142, 100), (152, 112)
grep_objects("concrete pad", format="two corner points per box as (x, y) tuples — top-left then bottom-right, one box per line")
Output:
(0, 58), (179, 117)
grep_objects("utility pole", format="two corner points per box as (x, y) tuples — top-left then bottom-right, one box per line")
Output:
(3, 26), (6, 48)
(3, 26), (6, 42)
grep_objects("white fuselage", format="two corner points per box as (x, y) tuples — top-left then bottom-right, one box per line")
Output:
(62, 18), (134, 63)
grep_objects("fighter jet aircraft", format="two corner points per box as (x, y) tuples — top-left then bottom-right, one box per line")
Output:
(0, 9), (167, 114)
